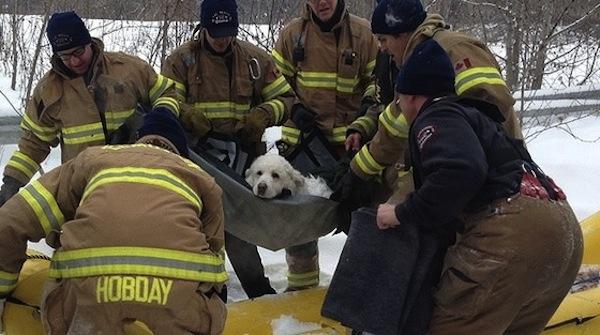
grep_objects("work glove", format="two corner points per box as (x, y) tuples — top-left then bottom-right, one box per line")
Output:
(358, 97), (376, 117)
(331, 169), (374, 209)
(237, 108), (271, 143)
(0, 175), (23, 207)
(179, 103), (211, 138)
(291, 104), (316, 133)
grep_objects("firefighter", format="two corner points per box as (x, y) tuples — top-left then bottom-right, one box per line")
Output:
(272, 0), (378, 292)
(273, 0), (378, 152)
(162, 0), (295, 299)
(376, 39), (582, 334)
(0, 11), (179, 207)
(0, 107), (227, 334)
(336, 0), (526, 208)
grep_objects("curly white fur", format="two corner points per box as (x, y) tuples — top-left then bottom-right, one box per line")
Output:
(245, 154), (333, 199)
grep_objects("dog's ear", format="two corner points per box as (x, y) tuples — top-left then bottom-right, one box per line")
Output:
(289, 168), (305, 190)
(245, 167), (255, 184)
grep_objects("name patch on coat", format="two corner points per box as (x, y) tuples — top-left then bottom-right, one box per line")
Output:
(417, 125), (436, 150)
(96, 275), (173, 305)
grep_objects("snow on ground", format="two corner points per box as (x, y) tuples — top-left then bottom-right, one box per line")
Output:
(0, 76), (22, 117)
(1, 114), (599, 302)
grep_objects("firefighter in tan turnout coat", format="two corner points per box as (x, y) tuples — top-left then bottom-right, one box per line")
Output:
(273, 0), (379, 151)
(0, 108), (227, 335)
(0, 11), (180, 207)
(341, 0), (525, 206)
(162, 0), (296, 299)
(272, 0), (378, 291)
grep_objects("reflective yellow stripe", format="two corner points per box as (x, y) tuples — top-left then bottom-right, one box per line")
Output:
(82, 167), (202, 212)
(193, 101), (250, 120)
(173, 80), (187, 101)
(352, 116), (377, 135)
(297, 71), (360, 94)
(454, 67), (507, 95)
(62, 122), (105, 145)
(149, 74), (172, 102)
(324, 126), (347, 144)
(50, 247), (228, 283)
(262, 76), (291, 101)
(105, 109), (135, 132)
(272, 49), (295, 77)
(282, 126), (346, 145)
(281, 126), (301, 145)
(20, 114), (58, 142)
(153, 96), (179, 116)
(19, 180), (65, 235)
(364, 59), (376, 77)
(7, 151), (40, 179)
(379, 104), (408, 139)
(264, 99), (285, 124)
(363, 83), (376, 98)
(0, 270), (19, 294)
(355, 145), (385, 176)
(287, 270), (319, 288)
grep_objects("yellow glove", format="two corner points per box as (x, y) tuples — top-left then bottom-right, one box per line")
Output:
(179, 103), (211, 137)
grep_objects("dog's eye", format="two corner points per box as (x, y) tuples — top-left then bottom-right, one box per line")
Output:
(257, 170), (263, 176)
(272, 173), (280, 179)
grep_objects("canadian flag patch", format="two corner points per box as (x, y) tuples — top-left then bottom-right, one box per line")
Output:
(417, 125), (436, 150)
(454, 58), (472, 72)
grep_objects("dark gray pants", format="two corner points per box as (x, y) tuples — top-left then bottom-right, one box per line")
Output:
(225, 232), (275, 299)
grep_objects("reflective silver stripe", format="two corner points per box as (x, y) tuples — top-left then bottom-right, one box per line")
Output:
(49, 247), (228, 283)
(19, 181), (65, 234)
(62, 122), (105, 145)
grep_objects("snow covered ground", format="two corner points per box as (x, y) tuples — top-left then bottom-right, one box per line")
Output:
(1, 114), (599, 301)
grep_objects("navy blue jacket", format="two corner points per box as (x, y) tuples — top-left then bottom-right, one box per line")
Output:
(395, 96), (525, 232)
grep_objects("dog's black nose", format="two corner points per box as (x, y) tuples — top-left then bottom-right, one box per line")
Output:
(257, 183), (267, 195)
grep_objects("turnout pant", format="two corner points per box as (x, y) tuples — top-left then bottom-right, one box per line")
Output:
(41, 276), (226, 335)
(429, 195), (583, 335)
(225, 232), (275, 298)
(286, 240), (320, 290)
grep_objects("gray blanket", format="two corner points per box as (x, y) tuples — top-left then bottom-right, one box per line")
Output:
(321, 207), (446, 335)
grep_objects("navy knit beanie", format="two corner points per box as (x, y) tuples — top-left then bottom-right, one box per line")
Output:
(395, 39), (455, 96)
(46, 11), (92, 53)
(201, 0), (239, 38)
(371, 0), (427, 35)
(137, 107), (189, 157)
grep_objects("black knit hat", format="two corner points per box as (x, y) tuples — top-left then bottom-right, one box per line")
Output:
(201, 0), (239, 38)
(137, 107), (189, 157)
(371, 0), (427, 35)
(46, 11), (92, 53)
(395, 39), (455, 96)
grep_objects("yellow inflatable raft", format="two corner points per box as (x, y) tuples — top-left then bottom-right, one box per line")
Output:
(3, 210), (600, 334)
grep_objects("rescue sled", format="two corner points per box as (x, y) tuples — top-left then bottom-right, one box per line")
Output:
(189, 149), (343, 251)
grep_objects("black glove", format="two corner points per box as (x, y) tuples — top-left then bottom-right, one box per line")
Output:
(291, 104), (316, 133)
(358, 97), (376, 117)
(331, 169), (374, 209)
(0, 176), (24, 207)
(331, 169), (376, 234)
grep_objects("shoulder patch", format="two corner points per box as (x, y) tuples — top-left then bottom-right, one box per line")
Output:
(454, 58), (472, 72)
(417, 125), (436, 150)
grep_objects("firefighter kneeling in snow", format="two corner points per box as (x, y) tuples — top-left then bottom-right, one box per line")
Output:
(0, 108), (227, 334)
(376, 40), (583, 334)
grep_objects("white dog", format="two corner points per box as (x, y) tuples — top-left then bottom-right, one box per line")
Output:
(245, 154), (333, 199)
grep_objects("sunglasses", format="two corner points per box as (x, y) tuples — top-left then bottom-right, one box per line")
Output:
(56, 45), (87, 61)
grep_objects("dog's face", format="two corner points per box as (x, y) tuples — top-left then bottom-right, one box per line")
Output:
(245, 154), (305, 199)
